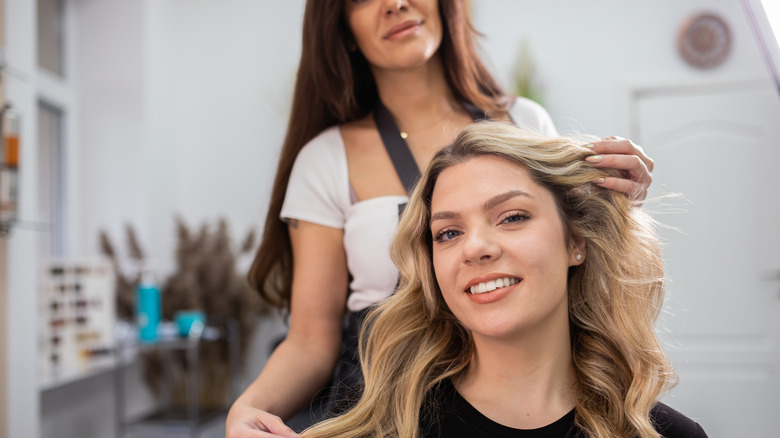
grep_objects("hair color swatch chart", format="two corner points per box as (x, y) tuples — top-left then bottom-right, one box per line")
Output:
(39, 259), (117, 389)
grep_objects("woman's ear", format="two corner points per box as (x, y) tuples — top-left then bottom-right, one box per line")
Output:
(568, 235), (587, 267)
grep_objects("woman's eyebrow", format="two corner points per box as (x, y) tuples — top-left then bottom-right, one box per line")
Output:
(430, 190), (534, 224)
(430, 210), (458, 223)
(483, 190), (535, 212)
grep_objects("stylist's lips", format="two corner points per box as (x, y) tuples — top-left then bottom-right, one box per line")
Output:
(384, 20), (423, 40)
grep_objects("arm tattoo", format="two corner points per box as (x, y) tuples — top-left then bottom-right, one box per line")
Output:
(288, 218), (300, 229)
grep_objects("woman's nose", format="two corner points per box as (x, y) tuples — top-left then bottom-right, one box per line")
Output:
(384, 0), (409, 15)
(462, 228), (501, 265)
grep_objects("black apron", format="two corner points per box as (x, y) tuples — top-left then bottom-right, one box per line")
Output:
(326, 99), (489, 415)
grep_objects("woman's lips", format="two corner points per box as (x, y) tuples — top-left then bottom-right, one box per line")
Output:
(465, 280), (520, 305)
(466, 277), (521, 295)
(384, 20), (423, 40)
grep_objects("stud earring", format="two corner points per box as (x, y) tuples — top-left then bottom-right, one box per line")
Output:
(575, 254), (582, 261)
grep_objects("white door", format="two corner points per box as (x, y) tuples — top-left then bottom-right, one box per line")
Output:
(633, 79), (780, 437)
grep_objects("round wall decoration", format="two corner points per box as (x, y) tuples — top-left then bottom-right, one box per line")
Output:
(677, 13), (731, 69)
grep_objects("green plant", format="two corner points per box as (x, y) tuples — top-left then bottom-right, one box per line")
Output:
(512, 39), (544, 106)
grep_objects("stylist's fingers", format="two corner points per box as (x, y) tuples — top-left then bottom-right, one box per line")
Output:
(586, 153), (651, 186)
(586, 153), (652, 200)
(233, 431), (298, 438)
(259, 416), (300, 438)
(585, 137), (653, 200)
(593, 176), (648, 200)
(587, 154), (651, 200)
(587, 136), (654, 173)
(229, 424), (299, 438)
(226, 410), (300, 438)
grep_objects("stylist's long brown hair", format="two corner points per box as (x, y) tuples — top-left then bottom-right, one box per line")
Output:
(250, 0), (509, 311)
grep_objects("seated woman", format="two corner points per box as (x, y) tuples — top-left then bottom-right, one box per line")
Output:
(301, 122), (707, 438)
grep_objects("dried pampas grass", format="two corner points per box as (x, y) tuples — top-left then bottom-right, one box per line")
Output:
(100, 217), (270, 409)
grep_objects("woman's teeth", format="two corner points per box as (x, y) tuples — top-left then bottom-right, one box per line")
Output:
(469, 277), (520, 294)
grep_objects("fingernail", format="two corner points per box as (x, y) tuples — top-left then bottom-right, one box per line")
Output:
(585, 155), (603, 163)
(583, 144), (595, 149)
(593, 177), (606, 185)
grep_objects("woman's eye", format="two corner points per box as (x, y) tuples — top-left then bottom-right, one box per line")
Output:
(501, 212), (531, 224)
(433, 228), (461, 242)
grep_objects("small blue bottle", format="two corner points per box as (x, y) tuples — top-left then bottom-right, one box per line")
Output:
(136, 270), (161, 343)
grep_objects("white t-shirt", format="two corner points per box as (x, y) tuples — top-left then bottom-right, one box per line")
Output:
(280, 97), (557, 312)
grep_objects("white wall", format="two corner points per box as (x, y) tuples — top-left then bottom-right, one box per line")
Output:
(472, 0), (768, 136)
(143, 0), (304, 269)
(75, 0), (147, 258)
(78, 0), (305, 274)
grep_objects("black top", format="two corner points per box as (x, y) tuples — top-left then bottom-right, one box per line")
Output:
(419, 379), (708, 438)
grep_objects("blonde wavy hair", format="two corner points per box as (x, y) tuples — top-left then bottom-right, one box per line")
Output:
(303, 122), (677, 438)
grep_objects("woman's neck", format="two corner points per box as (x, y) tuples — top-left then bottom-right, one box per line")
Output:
(456, 325), (577, 430)
(372, 53), (461, 133)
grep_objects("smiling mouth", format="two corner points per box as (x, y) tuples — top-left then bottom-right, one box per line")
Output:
(467, 277), (521, 294)
(384, 20), (423, 39)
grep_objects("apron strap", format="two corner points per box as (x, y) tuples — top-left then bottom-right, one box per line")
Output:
(373, 99), (421, 195)
(373, 99), (490, 195)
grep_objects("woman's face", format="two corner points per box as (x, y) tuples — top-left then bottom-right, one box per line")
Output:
(344, 0), (443, 72)
(429, 156), (583, 343)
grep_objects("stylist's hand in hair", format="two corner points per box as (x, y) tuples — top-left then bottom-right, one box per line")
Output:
(585, 136), (654, 200)
(225, 404), (299, 438)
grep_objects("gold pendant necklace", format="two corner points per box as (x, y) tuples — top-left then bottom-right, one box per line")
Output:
(398, 106), (456, 140)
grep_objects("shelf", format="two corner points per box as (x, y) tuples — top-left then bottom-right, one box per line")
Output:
(38, 321), (222, 392)
(39, 355), (118, 392)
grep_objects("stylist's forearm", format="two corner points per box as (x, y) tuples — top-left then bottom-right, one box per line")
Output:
(234, 333), (340, 419)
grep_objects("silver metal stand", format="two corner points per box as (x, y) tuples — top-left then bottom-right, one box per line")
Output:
(114, 319), (240, 438)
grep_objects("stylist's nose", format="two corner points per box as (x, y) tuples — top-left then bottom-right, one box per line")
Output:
(384, 0), (409, 15)
(462, 228), (501, 265)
